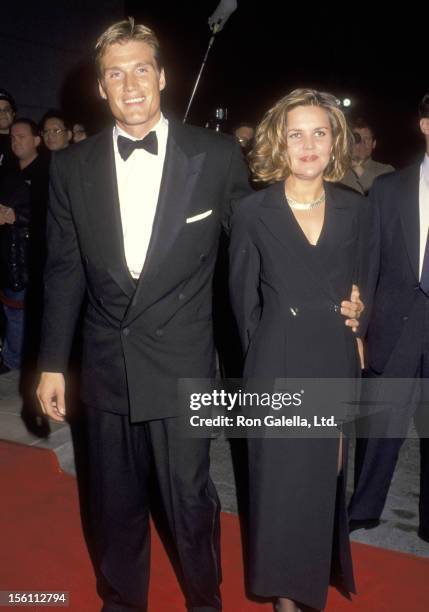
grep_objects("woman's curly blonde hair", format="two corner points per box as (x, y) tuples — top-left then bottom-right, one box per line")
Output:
(249, 88), (353, 183)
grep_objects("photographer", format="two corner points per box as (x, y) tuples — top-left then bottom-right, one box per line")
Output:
(341, 118), (394, 194)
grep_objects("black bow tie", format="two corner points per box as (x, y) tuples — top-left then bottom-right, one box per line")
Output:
(117, 131), (158, 161)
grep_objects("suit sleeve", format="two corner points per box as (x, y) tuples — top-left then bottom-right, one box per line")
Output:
(38, 153), (86, 372)
(229, 203), (262, 354)
(221, 140), (252, 232)
(356, 184), (381, 338)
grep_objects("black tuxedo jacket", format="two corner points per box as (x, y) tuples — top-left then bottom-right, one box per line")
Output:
(365, 163), (427, 375)
(39, 120), (250, 421)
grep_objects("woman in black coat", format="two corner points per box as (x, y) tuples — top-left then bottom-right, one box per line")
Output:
(229, 89), (372, 611)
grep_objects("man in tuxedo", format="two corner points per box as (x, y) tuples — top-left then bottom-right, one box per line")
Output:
(349, 93), (429, 543)
(36, 18), (251, 612)
(37, 18), (364, 611)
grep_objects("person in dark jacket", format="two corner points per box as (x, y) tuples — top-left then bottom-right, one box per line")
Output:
(0, 89), (18, 183)
(348, 93), (429, 543)
(0, 172), (31, 373)
(0, 118), (48, 373)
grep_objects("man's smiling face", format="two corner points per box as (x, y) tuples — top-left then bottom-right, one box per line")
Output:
(98, 39), (166, 139)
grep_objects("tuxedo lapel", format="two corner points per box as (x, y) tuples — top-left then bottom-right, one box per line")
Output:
(258, 182), (341, 304)
(398, 164), (420, 280)
(81, 128), (135, 297)
(131, 121), (206, 311)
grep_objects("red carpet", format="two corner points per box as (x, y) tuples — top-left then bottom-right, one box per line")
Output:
(1, 440), (429, 611)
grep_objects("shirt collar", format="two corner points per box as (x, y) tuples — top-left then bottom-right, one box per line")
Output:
(113, 113), (168, 143)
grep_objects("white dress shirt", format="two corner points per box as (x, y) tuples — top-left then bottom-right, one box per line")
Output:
(113, 114), (168, 279)
(419, 154), (429, 279)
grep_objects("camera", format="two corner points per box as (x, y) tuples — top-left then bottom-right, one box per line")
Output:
(205, 107), (228, 132)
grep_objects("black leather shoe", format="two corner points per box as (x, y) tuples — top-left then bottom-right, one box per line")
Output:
(349, 518), (380, 533)
(418, 527), (429, 543)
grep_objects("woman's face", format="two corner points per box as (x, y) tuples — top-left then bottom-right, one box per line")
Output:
(285, 105), (333, 180)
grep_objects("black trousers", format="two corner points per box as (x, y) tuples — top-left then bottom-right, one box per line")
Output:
(349, 305), (429, 536)
(86, 407), (222, 612)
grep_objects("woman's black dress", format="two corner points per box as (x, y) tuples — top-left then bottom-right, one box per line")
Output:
(229, 181), (371, 610)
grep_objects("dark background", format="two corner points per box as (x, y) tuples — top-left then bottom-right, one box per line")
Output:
(1, 1), (427, 168)
(0, 1), (123, 126)
(125, 1), (427, 168)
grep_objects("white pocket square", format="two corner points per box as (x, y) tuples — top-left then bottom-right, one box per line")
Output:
(186, 209), (213, 223)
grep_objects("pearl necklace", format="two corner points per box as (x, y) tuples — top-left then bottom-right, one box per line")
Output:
(286, 191), (325, 210)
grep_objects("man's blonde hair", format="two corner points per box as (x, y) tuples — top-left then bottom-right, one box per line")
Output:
(95, 17), (162, 79)
(249, 88), (353, 183)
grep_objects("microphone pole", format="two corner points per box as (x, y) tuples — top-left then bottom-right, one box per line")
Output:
(183, 22), (221, 124)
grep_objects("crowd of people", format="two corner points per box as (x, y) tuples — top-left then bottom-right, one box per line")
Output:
(0, 92), (88, 374)
(1, 16), (429, 612)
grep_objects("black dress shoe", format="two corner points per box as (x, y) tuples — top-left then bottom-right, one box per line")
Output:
(418, 527), (429, 543)
(349, 518), (380, 533)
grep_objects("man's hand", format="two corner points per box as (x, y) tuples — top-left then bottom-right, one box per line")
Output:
(341, 284), (364, 333)
(0, 205), (15, 224)
(0, 205), (8, 225)
(37, 372), (66, 422)
(3, 207), (16, 224)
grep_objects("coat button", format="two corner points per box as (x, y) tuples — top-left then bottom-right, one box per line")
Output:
(97, 297), (104, 306)
(178, 293), (185, 301)
(155, 329), (164, 337)
(402, 315), (409, 321)
(200, 254), (207, 262)
(122, 327), (130, 336)
(331, 304), (340, 313)
(289, 307), (299, 316)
